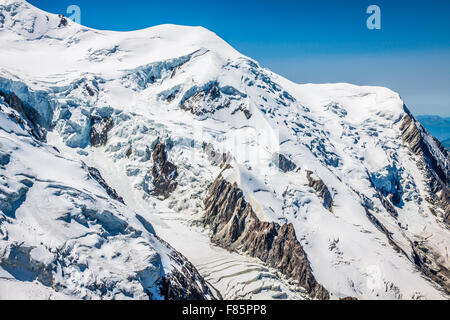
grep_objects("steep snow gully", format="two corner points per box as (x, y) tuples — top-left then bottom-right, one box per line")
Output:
(0, 0), (448, 300)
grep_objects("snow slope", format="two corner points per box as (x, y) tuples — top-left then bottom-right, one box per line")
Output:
(0, 91), (216, 300)
(0, 0), (449, 300)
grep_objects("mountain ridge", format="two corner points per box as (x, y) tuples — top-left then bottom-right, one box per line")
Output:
(0, 0), (449, 300)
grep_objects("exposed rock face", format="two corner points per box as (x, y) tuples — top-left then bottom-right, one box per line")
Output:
(0, 90), (46, 141)
(151, 142), (178, 200)
(364, 208), (408, 257)
(90, 115), (113, 147)
(57, 14), (68, 28)
(364, 196), (450, 295)
(230, 103), (252, 119)
(181, 82), (222, 116)
(306, 171), (333, 212)
(374, 189), (399, 219)
(412, 241), (450, 295)
(155, 235), (216, 300)
(361, 138), (450, 296)
(0, 229), (216, 301)
(180, 82), (250, 118)
(273, 153), (297, 173)
(400, 111), (449, 225)
(350, 108), (450, 295)
(203, 174), (329, 300)
(88, 166), (125, 204)
(202, 142), (232, 168)
(85, 84), (95, 97)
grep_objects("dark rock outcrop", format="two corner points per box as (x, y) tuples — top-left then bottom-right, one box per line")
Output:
(230, 104), (252, 119)
(203, 174), (330, 300)
(273, 153), (297, 173)
(306, 171), (333, 212)
(88, 166), (125, 204)
(180, 82), (250, 118)
(151, 142), (178, 200)
(181, 83), (222, 116)
(90, 115), (113, 147)
(401, 110), (449, 185)
(400, 111), (449, 224)
(57, 14), (68, 28)
(155, 235), (217, 300)
(353, 109), (450, 295)
(85, 84), (95, 97)
(364, 204), (450, 294)
(411, 241), (450, 295)
(364, 208), (408, 257)
(202, 142), (232, 168)
(375, 189), (399, 218)
(0, 90), (46, 141)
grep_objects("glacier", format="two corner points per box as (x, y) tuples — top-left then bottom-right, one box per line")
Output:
(0, 0), (448, 300)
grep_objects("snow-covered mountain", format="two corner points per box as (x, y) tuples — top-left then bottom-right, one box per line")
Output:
(0, 0), (448, 300)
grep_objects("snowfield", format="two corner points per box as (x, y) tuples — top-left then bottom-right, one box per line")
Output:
(0, 0), (448, 300)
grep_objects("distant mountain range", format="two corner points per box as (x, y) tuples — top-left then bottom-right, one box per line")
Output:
(417, 115), (450, 149)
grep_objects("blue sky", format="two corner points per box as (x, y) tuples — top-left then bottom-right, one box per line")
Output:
(29, 0), (450, 116)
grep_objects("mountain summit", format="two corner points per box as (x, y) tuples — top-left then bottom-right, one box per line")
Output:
(0, 1), (448, 300)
